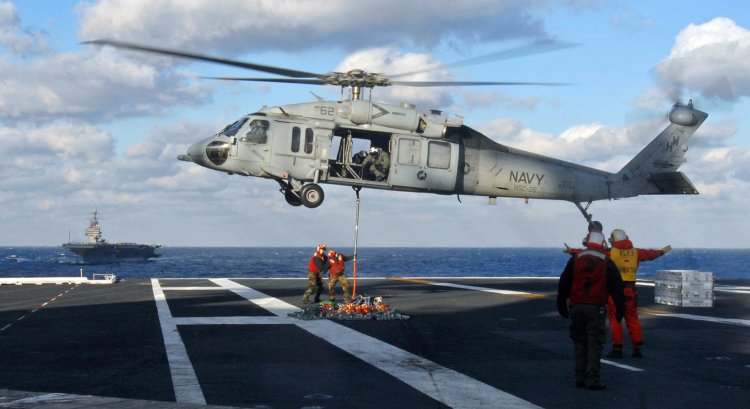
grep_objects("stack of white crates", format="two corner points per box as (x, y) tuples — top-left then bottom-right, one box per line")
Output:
(654, 270), (714, 307)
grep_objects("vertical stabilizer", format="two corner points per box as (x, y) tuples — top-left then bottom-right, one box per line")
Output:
(614, 101), (707, 197)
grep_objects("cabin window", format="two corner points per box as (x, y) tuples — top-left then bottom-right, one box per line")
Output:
(221, 118), (248, 137)
(240, 119), (269, 144)
(397, 139), (421, 165)
(304, 128), (314, 154)
(291, 127), (301, 152)
(427, 141), (451, 169)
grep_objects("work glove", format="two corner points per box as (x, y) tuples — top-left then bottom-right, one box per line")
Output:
(563, 243), (572, 254)
(661, 245), (672, 254)
(557, 304), (569, 318)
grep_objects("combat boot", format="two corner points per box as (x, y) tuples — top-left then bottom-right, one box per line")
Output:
(632, 349), (644, 358)
(606, 350), (623, 359)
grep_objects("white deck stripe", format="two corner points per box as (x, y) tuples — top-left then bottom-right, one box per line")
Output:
(212, 278), (541, 409)
(601, 359), (645, 371)
(425, 281), (536, 296)
(159, 286), (226, 291)
(150, 279), (206, 405)
(172, 316), (292, 325)
(647, 311), (750, 327)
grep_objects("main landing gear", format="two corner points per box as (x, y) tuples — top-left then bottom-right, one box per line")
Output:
(279, 180), (325, 208)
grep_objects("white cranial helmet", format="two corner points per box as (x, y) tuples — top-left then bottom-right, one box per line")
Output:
(610, 229), (628, 243)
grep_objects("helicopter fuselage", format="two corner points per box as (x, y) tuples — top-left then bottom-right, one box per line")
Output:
(178, 99), (705, 210)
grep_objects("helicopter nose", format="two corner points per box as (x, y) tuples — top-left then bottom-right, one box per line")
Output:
(177, 140), (208, 165)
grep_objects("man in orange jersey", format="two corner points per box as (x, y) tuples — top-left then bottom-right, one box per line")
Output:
(606, 229), (671, 358)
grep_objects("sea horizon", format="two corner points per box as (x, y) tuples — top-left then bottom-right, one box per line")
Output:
(2, 247), (748, 280)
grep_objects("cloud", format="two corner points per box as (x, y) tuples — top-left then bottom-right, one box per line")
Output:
(655, 17), (750, 102)
(76, 0), (549, 53)
(0, 1), (49, 56)
(0, 46), (212, 123)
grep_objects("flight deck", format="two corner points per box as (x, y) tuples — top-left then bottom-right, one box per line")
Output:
(0, 277), (748, 408)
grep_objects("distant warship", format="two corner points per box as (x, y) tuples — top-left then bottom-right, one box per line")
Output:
(62, 211), (161, 264)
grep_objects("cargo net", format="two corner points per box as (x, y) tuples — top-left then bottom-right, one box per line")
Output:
(288, 295), (409, 321)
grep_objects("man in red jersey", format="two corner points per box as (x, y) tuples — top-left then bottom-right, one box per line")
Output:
(326, 249), (354, 302)
(303, 244), (329, 304)
(558, 231), (625, 390)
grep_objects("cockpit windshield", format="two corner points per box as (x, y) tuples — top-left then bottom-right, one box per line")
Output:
(220, 117), (248, 137)
(239, 119), (270, 144)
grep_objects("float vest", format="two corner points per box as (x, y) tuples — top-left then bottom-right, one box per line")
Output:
(610, 247), (639, 282)
(329, 254), (345, 275)
(569, 250), (610, 305)
(308, 253), (324, 274)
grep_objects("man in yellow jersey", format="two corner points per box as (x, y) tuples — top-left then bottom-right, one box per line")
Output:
(606, 229), (671, 358)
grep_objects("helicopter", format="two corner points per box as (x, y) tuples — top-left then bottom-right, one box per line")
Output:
(85, 40), (707, 223)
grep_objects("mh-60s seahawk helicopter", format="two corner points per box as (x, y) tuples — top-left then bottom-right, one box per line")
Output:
(86, 40), (707, 223)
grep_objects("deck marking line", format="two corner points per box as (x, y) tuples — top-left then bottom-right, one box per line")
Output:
(642, 308), (750, 327)
(160, 286), (232, 291)
(391, 277), (545, 298)
(214, 278), (541, 409)
(601, 359), (644, 371)
(173, 316), (291, 325)
(150, 278), (206, 405)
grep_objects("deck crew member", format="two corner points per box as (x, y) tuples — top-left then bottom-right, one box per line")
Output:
(303, 244), (329, 304)
(606, 229), (671, 359)
(326, 250), (353, 301)
(557, 231), (625, 390)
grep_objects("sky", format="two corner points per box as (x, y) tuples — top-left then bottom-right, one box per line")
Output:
(1, 0), (749, 249)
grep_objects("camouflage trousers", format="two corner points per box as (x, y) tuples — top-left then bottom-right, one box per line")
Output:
(303, 271), (322, 302)
(569, 303), (607, 387)
(328, 274), (350, 301)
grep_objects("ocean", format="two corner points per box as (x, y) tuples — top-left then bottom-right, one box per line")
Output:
(1, 247), (749, 280)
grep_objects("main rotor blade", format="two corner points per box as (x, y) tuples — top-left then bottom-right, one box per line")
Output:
(201, 76), (328, 85)
(389, 80), (569, 87)
(83, 39), (323, 79)
(391, 39), (579, 79)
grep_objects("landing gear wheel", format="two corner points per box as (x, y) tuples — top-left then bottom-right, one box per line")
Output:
(300, 184), (324, 208)
(284, 189), (302, 207)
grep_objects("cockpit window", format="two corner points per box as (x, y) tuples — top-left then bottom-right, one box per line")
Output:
(240, 119), (270, 144)
(221, 118), (248, 137)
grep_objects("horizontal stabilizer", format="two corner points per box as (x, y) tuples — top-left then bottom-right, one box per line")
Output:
(647, 172), (698, 195)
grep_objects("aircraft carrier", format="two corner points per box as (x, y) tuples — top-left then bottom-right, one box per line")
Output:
(0, 276), (747, 408)
(62, 211), (161, 264)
